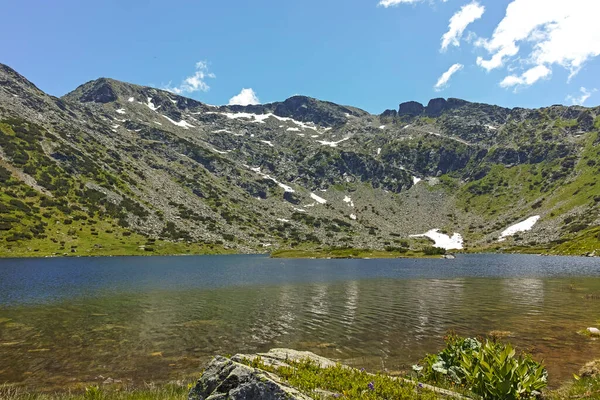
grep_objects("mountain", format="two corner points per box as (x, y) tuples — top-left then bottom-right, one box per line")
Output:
(0, 63), (598, 257)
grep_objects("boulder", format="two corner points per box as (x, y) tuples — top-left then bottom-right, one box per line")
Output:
(232, 348), (338, 369)
(188, 355), (312, 400)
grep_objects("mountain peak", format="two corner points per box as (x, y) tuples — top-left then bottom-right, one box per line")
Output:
(69, 78), (119, 103)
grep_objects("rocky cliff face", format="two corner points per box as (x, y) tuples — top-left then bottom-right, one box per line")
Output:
(0, 63), (599, 256)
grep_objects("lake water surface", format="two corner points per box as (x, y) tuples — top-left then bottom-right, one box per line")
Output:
(1, 254), (599, 390)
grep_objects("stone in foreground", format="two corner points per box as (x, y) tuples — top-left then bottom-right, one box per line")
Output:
(188, 355), (312, 400)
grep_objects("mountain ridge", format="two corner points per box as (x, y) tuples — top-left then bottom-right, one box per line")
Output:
(0, 62), (598, 257)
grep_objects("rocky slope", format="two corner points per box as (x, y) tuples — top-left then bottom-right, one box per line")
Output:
(0, 62), (598, 257)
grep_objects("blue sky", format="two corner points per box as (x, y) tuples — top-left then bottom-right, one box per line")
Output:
(1, 0), (599, 113)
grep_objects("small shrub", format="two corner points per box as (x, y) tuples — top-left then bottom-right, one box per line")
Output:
(414, 335), (547, 399)
(384, 246), (408, 253)
(423, 246), (446, 256)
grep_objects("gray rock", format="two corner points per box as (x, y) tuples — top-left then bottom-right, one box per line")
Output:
(232, 348), (338, 369)
(188, 355), (312, 400)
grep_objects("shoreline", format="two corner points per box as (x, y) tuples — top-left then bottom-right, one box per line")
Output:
(0, 247), (597, 260)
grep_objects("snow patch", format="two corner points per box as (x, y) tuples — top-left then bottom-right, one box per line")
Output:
(377, 148), (382, 155)
(379, 125), (386, 130)
(350, 214), (357, 220)
(115, 108), (126, 114)
(343, 196), (354, 207)
(286, 127), (300, 132)
(277, 218), (290, 223)
(153, 121), (162, 126)
(486, 125), (497, 130)
(498, 216), (540, 241)
(213, 129), (232, 134)
(410, 229), (464, 250)
(146, 98), (160, 111)
(246, 166), (294, 193)
(413, 176), (422, 185)
(211, 147), (229, 154)
(162, 115), (195, 129)
(128, 97), (134, 102)
(205, 112), (326, 132)
(310, 193), (327, 204)
(316, 137), (350, 148)
(292, 207), (307, 213)
(260, 140), (274, 147)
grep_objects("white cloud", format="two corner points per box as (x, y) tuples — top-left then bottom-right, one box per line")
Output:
(566, 87), (597, 105)
(441, 1), (485, 51)
(378, 0), (423, 7)
(434, 63), (463, 91)
(228, 88), (260, 106)
(164, 61), (216, 95)
(476, 0), (600, 85)
(499, 64), (552, 88)
(378, 0), (449, 6)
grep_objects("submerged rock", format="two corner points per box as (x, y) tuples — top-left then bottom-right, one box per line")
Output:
(587, 327), (600, 336)
(580, 360), (600, 378)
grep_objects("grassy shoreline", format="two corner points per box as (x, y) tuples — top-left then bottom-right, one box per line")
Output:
(269, 248), (443, 259)
(1, 245), (597, 259)
(2, 361), (599, 400)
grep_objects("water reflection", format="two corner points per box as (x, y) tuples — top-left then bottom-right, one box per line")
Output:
(503, 278), (545, 314)
(1, 277), (600, 390)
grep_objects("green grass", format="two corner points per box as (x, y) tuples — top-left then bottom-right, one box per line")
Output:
(552, 226), (600, 256)
(0, 383), (190, 400)
(241, 357), (441, 399)
(546, 374), (600, 399)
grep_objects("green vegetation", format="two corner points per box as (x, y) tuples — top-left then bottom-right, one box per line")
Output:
(0, 118), (237, 258)
(547, 370), (600, 399)
(413, 335), (547, 399)
(0, 383), (190, 400)
(242, 357), (440, 400)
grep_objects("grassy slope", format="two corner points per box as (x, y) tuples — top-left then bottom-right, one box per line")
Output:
(0, 118), (233, 258)
(451, 128), (600, 255)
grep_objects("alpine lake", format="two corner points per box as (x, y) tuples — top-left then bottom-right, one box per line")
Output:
(0, 254), (599, 391)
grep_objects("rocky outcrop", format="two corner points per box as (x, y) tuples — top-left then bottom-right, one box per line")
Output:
(188, 353), (313, 400)
(189, 349), (467, 400)
(425, 98), (448, 117)
(398, 101), (424, 116)
(380, 109), (397, 119)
